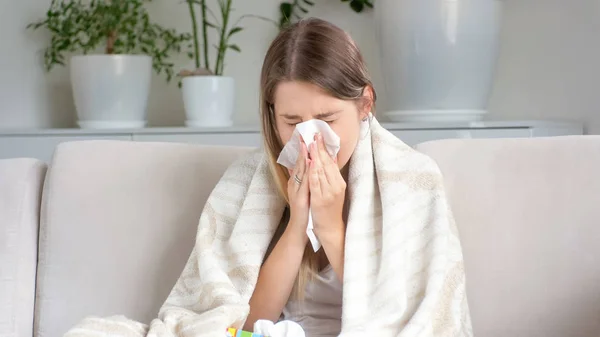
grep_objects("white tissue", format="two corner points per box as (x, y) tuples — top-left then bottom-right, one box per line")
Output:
(254, 320), (306, 337)
(277, 119), (341, 169)
(276, 119), (341, 252)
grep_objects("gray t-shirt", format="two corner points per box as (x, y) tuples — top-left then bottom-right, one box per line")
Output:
(283, 265), (343, 337)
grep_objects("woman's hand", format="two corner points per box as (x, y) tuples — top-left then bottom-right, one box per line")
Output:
(245, 140), (311, 329)
(308, 133), (347, 281)
(308, 133), (346, 241)
(286, 136), (311, 240)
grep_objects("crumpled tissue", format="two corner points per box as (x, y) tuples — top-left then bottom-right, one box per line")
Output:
(253, 320), (306, 337)
(276, 119), (341, 252)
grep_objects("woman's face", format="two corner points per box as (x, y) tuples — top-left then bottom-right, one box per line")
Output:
(273, 81), (370, 170)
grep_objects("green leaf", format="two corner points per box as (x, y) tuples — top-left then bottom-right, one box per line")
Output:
(298, 5), (309, 13)
(350, 0), (364, 12)
(280, 2), (293, 20)
(303, 0), (315, 5)
(228, 26), (243, 37)
(228, 44), (241, 52)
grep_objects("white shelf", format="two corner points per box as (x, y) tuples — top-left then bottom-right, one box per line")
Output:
(0, 120), (584, 163)
(0, 120), (583, 136)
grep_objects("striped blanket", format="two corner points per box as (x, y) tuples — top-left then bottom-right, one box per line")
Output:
(64, 116), (472, 337)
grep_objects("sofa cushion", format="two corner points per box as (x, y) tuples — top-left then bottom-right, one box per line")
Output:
(416, 135), (600, 337)
(0, 158), (47, 337)
(34, 140), (254, 337)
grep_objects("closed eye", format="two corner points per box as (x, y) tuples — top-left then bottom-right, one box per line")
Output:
(281, 118), (301, 126)
(283, 118), (300, 126)
(316, 111), (341, 124)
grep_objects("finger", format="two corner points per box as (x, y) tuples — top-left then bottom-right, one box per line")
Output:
(300, 158), (311, 193)
(291, 136), (307, 185)
(322, 157), (340, 186)
(301, 140), (309, 170)
(296, 144), (310, 192)
(318, 161), (330, 196)
(316, 133), (334, 165)
(310, 141), (322, 171)
(293, 135), (304, 170)
(309, 158), (322, 198)
(312, 134), (337, 185)
(309, 141), (325, 186)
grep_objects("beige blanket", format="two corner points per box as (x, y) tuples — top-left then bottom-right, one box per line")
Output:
(65, 117), (472, 337)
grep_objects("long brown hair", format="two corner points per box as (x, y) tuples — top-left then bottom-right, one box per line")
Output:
(259, 18), (376, 298)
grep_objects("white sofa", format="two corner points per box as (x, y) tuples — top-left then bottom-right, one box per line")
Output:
(1, 158), (47, 337)
(2, 136), (600, 337)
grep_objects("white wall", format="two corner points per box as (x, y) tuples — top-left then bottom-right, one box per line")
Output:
(1, 0), (599, 133)
(488, 0), (600, 134)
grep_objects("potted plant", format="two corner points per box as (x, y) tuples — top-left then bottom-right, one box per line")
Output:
(278, 0), (373, 29)
(179, 0), (276, 128)
(28, 0), (191, 129)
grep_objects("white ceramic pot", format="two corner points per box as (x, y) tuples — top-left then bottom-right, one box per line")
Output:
(182, 76), (235, 127)
(70, 55), (152, 128)
(375, 0), (503, 122)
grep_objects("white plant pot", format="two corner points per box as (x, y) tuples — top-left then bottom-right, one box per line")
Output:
(70, 55), (152, 129)
(182, 76), (235, 127)
(375, 0), (503, 122)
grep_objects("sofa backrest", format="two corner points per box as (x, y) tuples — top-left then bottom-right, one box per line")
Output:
(34, 140), (254, 337)
(416, 135), (600, 337)
(0, 158), (47, 337)
(33, 135), (600, 337)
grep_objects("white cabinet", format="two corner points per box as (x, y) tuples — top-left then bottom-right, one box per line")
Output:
(0, 121), (583, 162)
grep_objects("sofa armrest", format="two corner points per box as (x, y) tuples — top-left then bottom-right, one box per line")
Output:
(0, 158), (47, 337)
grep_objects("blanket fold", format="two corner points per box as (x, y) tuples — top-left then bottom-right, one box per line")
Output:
(64, 116), (472, 337)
